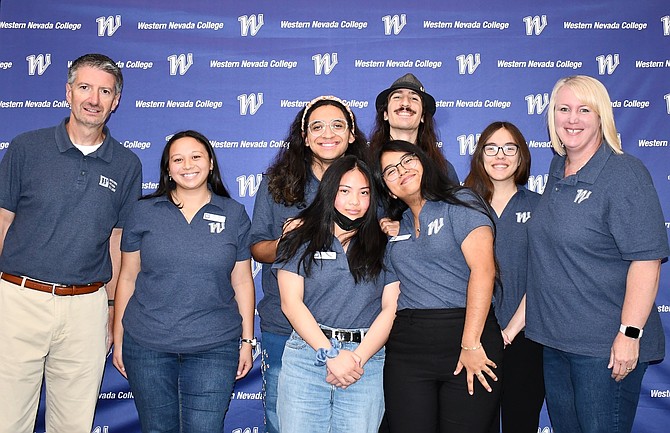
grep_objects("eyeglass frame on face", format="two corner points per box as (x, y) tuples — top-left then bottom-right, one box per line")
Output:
(307, 118), (350, 137)
(483, 144), (519, 157)
(382, 153), (419, 182)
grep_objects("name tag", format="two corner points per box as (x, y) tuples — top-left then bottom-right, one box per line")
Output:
(314, 251), (336, 260)
(204, 213), (226, 223)
(389, 234), (411, 242)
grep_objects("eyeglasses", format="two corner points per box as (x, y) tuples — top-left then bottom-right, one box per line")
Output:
(307, 119), (349, 136)
(382, 154), (419, 182)
(483, 144), (519, 157)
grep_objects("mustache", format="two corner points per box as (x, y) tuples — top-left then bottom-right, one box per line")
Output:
(394, 107), (416, 114)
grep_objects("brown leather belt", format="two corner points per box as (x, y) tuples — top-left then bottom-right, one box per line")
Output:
(0, 272), (103, 296)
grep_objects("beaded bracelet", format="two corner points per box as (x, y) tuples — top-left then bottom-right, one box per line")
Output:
(460, 343), (482, 351)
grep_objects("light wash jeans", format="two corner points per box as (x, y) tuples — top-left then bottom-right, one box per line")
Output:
(277, 331), (385, 433)
(261, 331), (289, 433)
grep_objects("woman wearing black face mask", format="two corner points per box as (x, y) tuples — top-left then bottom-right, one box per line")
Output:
(273, 155), (400, 433)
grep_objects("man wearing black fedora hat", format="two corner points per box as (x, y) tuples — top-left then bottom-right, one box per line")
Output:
(370, 72), (458, 183)
(370, 73), (459, 238)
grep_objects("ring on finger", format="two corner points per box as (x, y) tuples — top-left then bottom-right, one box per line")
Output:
(625, 367), (633, 371)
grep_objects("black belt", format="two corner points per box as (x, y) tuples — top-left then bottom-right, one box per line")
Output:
(321, 328), (365, 343)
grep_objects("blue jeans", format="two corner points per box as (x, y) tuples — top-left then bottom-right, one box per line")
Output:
(543, 346), (648, 433)
(122, 331), (239, 433)
(261, 331), (289, 433)
(277, 331), (385, 433)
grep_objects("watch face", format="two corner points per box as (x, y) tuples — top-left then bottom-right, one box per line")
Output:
(624, 327), (641, 338)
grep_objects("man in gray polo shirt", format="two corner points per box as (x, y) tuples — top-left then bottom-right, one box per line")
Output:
(0, 53), (142, 433)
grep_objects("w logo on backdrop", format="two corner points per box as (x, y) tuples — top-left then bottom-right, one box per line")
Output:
(236, 174), (263, 197)
(239, 14), (264, 36)
(26, 54), (51, 76)
(527, 174), (548, 194)
(662, 15), (670, 36)
(96, 15), (121, 37)
(516, 212), (531, 223)
(427, 218), (444, 236)
(457, 133), (480, 156)
(382, 14), (406, 35)
(237, 94), (263, 116)
(574, 189), (592, 204)
(525, 93), (549, 115)
(523, 15), (547, 35)
(456, 53), (480, 75)
(596, 54), (619, 75)
(312, 53), (338, 75)
(167, 53), (193, 76)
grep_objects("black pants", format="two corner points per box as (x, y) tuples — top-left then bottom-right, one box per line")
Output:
(495, 331), (545, 433)
(383, 308), (503, 433)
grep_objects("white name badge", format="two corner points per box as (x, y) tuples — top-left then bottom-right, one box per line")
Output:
(203, 213), (226, 223)
(389, 234), (411, 242)
(314, 251), (336, 260)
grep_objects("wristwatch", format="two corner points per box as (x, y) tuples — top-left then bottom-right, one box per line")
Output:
(619, 324), (643, 339)
(241, 337), (258, 348)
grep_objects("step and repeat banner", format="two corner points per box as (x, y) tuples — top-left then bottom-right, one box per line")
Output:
(1, 1), (669, 432)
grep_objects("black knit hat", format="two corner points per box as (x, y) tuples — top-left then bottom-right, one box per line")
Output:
(375, 73), (436, 115)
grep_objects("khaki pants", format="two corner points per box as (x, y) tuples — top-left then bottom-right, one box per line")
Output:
(0, 277), (108, 433)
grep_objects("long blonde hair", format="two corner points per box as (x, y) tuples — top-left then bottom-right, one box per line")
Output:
(547, 75), (622, 156)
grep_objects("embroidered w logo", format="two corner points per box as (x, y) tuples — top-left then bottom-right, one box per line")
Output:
(574, 189), (592, 204)
(209, 222), (225, 233)
(427, 218), (444, 236)
(516, 212), (531, 223)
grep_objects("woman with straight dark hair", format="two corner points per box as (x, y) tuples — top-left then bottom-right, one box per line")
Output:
(375, 140), (503, 433)
(249, 95), (368, 433)
(464, 121), (544, 433)
(112, 130), (255, 432)
(274, 155), (400, 433)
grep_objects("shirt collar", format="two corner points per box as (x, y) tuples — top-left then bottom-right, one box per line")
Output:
(551, 142), (612, 186)
(55, 117), (115, 163)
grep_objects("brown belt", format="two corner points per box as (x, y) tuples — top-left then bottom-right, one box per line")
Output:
(0, 272), (103, 296)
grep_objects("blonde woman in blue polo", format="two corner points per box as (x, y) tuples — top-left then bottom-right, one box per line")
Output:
(273, 156), (399, 433)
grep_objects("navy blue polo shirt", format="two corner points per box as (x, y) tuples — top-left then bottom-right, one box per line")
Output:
(387, 190), (494, 310)
(273, 238), (397, 329)
(526, 143), (669, 362)
(493, 187), (541, 328)
(121, 194), (252, 352)
(249, 173), (320, 335)
(0, 118), (142, 284)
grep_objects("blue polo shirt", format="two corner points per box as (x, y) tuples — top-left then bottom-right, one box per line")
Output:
(273, 238), (397, 329)
(526, 143), (669, 362)
(121, 194), (252, 352)
(249, 173), (320, 335)
(0, 118), (142, 284)
(493, 187), (541, 328)
(387, 190), (494, 310)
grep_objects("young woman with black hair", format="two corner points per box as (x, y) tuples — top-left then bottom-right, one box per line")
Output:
(274, 155), (400, 433)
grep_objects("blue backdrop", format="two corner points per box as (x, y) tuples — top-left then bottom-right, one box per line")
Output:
(1, 1), (669, 432)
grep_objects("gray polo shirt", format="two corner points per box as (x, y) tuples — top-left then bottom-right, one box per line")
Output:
(387, 190), (493, 310)
(0, 118), (142, 284)
(121, 194), (252, 352)
(526, 143), (668, 362)
(249, 173), (319, 335)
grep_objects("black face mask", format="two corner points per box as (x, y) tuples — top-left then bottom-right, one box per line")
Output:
(333, 208), (366, 232)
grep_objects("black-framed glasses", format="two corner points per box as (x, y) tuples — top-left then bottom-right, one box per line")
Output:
(483, 144), (519, 157)
(382, 153), (419, 182)
(307, 118), (349, 136)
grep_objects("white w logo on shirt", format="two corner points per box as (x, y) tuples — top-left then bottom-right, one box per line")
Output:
(574, 189), (592, 204)
(427, 218), (444, 236)
(516, 212), (531, 223)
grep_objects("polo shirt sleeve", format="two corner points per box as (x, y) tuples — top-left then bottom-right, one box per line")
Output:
(249, 176), (276, 245)
(120, 200), (145, 253)
(608, 158), (669, 261)
(115, 159), (142, 229)
(236, 203), (253, 261)
(383, 250), (398, 286)
(0, 137), (25, 212)
(450, 189), (494, 244)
